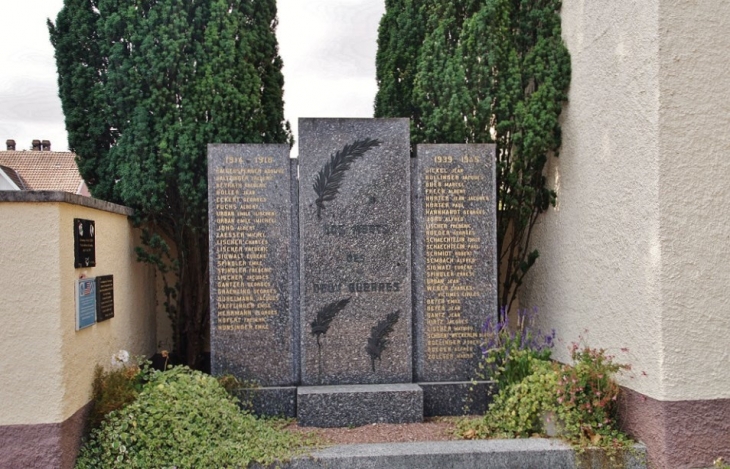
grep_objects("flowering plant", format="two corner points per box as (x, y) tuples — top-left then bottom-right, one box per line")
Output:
(111, 349), (130, 368)
(553, 341), (631, 448)
(88, 351), (155, 429)
(479, 307), (555, 390)
(461, 335), (635, 462)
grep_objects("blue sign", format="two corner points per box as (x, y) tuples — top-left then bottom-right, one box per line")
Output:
(76, 278), (97, 330)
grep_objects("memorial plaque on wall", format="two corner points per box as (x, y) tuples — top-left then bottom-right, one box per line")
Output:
(96, 275), (114, 322)
(76, 277), (97, 330)
(74, 218), (96, 268)
(298, 118), (412, 385)
(208, 144), (296, 386)
(412, 144), (497, 382)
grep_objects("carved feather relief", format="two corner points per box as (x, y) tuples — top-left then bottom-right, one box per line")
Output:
(365, 310), (400, 372)
(313, 138), (381, 219)
(310, 297), (350, 346)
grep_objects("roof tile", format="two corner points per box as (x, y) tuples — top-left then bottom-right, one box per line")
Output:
(0, 151), (86, 194)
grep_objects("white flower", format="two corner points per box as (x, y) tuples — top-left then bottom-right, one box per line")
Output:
(111, 349), (130, 368)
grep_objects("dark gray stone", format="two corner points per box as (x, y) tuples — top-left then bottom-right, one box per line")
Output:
(297, 384), (423, 427)
(412, 144), (498, 383)
(208, 144), (297, 386)
(255, 440), (648, 469)
(290, 158), (301, 382)
(234, 386), (297, 418)
(419, 381), (492, 417)
(298, 118), (412, 386)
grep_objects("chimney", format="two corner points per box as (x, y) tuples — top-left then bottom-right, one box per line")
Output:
(41, 140), (51, 151)
(6, 139), (15, 151)
(32, 140), (41, 151)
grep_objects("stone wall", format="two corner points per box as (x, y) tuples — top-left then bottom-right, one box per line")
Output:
(0, 191), (157, 468)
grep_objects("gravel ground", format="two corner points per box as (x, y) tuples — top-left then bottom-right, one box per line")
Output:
(286, 417), (478, 445)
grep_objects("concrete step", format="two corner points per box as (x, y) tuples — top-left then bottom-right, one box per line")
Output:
(265, 439), (647, 469)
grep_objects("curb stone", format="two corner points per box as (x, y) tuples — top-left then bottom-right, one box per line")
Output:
(256, 439), (647, 469)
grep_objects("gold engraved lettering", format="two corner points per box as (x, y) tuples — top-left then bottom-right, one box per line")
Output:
(211, 159), (284, 333)
(424, 156), (486, 360)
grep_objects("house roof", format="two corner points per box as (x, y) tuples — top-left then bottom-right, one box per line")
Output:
(0, 151), (87, 195)
(0, 165), (26, 189)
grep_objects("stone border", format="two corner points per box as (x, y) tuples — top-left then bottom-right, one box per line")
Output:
(0, 191), (134, 216)
(256, 439), (647, 469)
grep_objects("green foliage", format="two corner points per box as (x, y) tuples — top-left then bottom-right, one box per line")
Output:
(88, 365), (141, 430)
(49, 0), (291, 367)
(88, 354), (156, 430)
(375, 0), (571, 315)
(215, 373), (258, 412)
(460, 342), (633, 463)
(374, 0), (427, 133)
(478, 308), (555, 391)
(46, 0), (114, 194)
(462, 358), (558, 438)
(76, 367), (307, 468)
(549, 342), (633, 459)
(412, 0), (481, 144)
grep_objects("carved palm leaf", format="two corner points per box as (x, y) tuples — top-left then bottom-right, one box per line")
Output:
(311, 297), (350, 346)
(365, 310), (400, 372)
(313, 138), (381, 218)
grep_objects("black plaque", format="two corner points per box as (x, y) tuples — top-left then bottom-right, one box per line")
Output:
(74, 218), (96, 268)
(96, 275), (114, 321)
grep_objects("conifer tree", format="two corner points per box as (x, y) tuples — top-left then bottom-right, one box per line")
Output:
(49, 0), (291, 366)
(456, 0), (570, 312)
(374, 0), (427, 140)
(47, 0), (115, 197)
(375, 0), (570, 315)
(412, 0), (481, 143)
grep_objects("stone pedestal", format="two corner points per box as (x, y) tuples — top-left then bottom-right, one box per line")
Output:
(297, 384), (423, 427)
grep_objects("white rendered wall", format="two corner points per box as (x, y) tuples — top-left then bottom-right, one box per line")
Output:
(523, 0), (730, 402)
(656, 1), (730, 401)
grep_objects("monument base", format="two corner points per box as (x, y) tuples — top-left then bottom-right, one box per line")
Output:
(418, 381), (492, 417)
(297, 383), (423, 427)
(234, 386), (298, 418)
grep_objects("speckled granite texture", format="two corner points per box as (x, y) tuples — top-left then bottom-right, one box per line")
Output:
(298, 118), (412, 386)
(412, 144), (497, 384)
(208, 144), (297, 386)
(297, 384), (423, 427)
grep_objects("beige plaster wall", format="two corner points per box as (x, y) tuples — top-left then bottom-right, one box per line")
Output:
(0, 196), (156, 426)
(657, 1), (730, 401)
(0, 203), (66, 424)
(522, 0), (730, 401)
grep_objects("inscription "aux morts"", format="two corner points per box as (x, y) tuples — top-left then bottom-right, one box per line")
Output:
(324, 224), (390, 236)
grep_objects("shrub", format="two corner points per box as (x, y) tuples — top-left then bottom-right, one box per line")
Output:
(87, 351), (153, 430)
(478, 307), (555, 391)
(555, 342), (631, 448)
(76, 366), (307, 468)
(461, 340), (633, 462)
